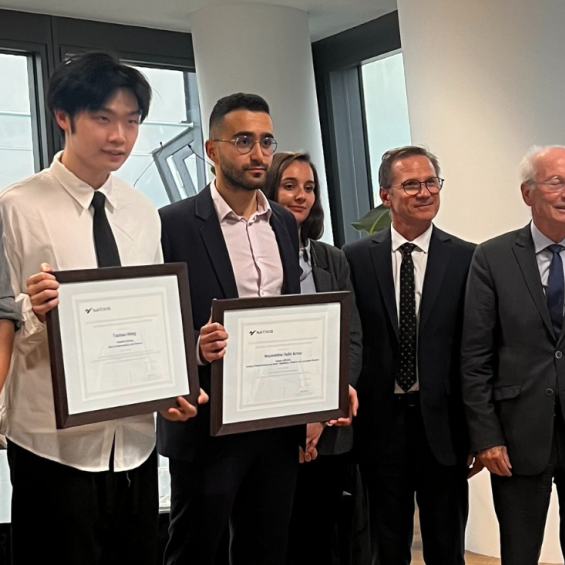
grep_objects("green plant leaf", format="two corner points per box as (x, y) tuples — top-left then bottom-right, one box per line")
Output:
(351, 204), (392, 234)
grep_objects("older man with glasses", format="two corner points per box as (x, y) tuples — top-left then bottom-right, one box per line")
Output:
(462, 145), (565, 565)
(343, 146), (479, 565)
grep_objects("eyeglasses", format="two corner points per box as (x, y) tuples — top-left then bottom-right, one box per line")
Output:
(533, 176), (565, 192)
(212, 135), (278, 156)
(390, 177), (444, 196)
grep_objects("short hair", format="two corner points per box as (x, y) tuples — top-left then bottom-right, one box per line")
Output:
(209, 93), (270, 137)
(264, 151), (324, 242)
(519, 145), (565, 187)
(47, 51), (152, 125)
(379, 146), (441, 188)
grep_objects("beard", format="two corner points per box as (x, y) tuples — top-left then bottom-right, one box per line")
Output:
(218, 154), (267, 192)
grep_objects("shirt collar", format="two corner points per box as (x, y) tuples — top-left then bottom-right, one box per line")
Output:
(210, 180), (272, 222)
(49, 151), (118, 211)
(301, 238), (312, 265)
(531, 221), (565, 253)
(391, 223), (433, 254)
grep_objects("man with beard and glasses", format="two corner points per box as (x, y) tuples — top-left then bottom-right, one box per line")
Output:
(157, 93), (304, 565)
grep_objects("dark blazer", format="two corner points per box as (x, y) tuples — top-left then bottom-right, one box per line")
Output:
(157, 185), (302, 461)
(462, 224), (565, 476)
(309, 239), (363, 455)
(343, 225), (476, 466)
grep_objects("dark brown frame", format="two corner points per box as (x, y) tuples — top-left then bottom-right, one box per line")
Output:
(46, 263), (199, 429)
(210, 292), (350, 436)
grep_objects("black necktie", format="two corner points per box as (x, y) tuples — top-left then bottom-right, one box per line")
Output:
(397, 243), (417, 392)
(546, 244), (564, 337)
(91, 191), (121, 268)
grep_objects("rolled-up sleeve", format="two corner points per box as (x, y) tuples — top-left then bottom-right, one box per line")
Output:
(0, 216), (20, 328)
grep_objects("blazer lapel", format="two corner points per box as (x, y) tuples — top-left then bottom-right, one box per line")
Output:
(370, 228), (398, 338)
(419, 227), (452, 334)
(512, 224), (555, 340)
(310, 241), (333, 292)
(195, 185), (239, 299)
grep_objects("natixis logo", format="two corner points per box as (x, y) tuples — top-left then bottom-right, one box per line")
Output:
(84, 306), (111, 314)
(248, 329), (274, 336)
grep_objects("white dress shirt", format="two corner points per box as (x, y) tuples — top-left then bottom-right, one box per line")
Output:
(0, 152), (163, 472)
(391, 224), (433, 393)
(210, 182), (283, 298)
(299, 239), (317, 295)
(531, 222), (565, 315)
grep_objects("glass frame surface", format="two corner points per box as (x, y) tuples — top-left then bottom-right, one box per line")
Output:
(210, 292), (350, 436)
(46, 263), (200, 429)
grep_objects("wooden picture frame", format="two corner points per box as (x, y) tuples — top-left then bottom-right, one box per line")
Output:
(46, 263), (199, 429)
(210, 292), (350, 436)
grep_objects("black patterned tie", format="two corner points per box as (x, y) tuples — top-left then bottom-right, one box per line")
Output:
(91, 191), (121, 268)
(396, 243), (417, 392)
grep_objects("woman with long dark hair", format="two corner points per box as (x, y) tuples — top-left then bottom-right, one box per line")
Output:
(264, 151), (363, 564)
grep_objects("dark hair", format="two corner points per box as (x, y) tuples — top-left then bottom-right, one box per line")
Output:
(264, 152), (324, 242)
(209, 93), (270, 137)
(379, 146), (441, 188)
(47, 51), (152, 126)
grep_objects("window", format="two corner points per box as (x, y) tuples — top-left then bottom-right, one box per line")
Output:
(0, 52), (39, 190)
(313, 10), (402, 245)
(361, 51), (411, 205)
(115, 66), (206, 208)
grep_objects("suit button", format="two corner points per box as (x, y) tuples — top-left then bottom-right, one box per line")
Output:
(556, 351), (563, 359)
(546, 388), (555, 396)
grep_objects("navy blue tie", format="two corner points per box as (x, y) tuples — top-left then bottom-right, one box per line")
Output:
(546, 244), (564, 337)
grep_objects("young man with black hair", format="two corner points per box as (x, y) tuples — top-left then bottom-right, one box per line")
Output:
(0, 51), (204, 564)
(157, 92), (304, 565)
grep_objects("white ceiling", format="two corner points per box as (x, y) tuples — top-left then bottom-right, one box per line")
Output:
(0, 0), (397, 41)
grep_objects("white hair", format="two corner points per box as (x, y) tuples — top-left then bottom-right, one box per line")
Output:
(519, 145), (565, 189)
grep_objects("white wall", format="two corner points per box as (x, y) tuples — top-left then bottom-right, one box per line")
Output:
(397, 0), (565, 245)
(397, 0), (565, 561)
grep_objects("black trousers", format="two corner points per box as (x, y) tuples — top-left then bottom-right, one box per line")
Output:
(286, 452), (350, 565)
(491, 404), (565, 565)
(359, 394), (468, 565)
(164, 429), (298, 565)
(7, 440), (159, 565)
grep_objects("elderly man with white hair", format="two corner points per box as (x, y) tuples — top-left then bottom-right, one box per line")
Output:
(462, 145), (565, 565)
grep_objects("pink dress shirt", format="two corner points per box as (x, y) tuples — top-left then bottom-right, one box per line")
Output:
(196, 183), (284, 366)
(210, 182), (283, 298)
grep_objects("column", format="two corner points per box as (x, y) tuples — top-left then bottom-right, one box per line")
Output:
(397, 0), (565, 561)
(189, 4), (333, 241)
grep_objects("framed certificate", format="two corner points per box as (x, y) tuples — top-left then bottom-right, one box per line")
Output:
(210, 292), (350, 436)
(46, 263), (199, 429)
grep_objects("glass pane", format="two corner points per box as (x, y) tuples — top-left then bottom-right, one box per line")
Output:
(0, 53), (36, 523)
(115, 66), (207, 208)
(0, 53), (36, 191)
(362, 52), (412, 205)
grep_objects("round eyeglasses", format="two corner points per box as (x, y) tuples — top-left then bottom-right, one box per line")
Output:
(392, 177), (444, 196)
(212, 135), (278, 156)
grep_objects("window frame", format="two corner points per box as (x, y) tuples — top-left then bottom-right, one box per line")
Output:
(313, 11), (401, 246)
(0, 10), (57, 171)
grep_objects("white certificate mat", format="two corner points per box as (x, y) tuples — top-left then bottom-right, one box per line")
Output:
(222, 302), (341, 424)
(58, 275), (189, 415)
